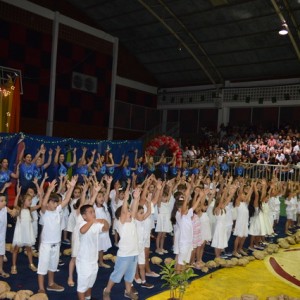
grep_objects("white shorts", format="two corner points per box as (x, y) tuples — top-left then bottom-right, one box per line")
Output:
(37, 243), (60, 275)
(76, 260), (98, 293)
(0, 240), (5, 256)
(178, 245), (193, 265)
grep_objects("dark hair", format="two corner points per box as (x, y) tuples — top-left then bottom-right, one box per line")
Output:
(48, 193), (60, 203)
(73, 198), (81, 210)
(174, 191), (183, 201)
(0, 193), (7, 200)
(80, 204), (93, 216)
(23, 152), (31, 158)
(115, 206), (122, 220)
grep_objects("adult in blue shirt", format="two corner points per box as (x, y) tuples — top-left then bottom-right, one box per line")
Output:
(0, 158), (19, 193)
(75, 147), (96, 183)
(132, 149), (145, 184)
(54, 145), (77, 179)
(33, 148), (53, 184)
(18, 143), (44, 192)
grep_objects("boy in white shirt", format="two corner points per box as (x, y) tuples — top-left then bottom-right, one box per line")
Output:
(77, 204), (109, 300)
(103, 184), (139, 300)
(37, 176), (77, 293)
(0, 193), (16, 278)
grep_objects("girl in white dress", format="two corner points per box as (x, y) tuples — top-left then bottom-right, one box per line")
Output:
(155, 183), (173, 255)
(232, 181), (253, 257)
(175, 184), (204, 273)
(248, 181), (266, 250)
(284, 182), (298, 235)
(11, 187), (41, 275)
(94, 176), (112, 268)
(0, 193), (16, 278)
(197, 197), (212, 266)
(212, 182), (237, 258)
(65, 186), (82, 244)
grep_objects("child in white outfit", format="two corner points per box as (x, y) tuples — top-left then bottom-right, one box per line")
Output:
(0, 193), (15, 278)
(103, 185), (139, 300)
(37, 177), (77, 293)
(76, 204), (109, 300)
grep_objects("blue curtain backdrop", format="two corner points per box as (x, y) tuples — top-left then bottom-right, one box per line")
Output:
(0, 132), (142, 182)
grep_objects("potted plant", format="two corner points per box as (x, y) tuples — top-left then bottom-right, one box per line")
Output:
(160, 260), (198, 300)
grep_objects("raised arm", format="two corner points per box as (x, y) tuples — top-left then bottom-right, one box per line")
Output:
(131, 187), (142, 219)
(61, 176), (78, 209)
(119, 182), (131, 224)
(151, 180), (164, 206)
(87, 149), (96, 168)
(32, 144), (44, 164)
(192, 190), (205, 211)
(154, 153), (164, 166)
(43, 148), (53, 169)
(54, 146), (61, 165)
(11, 162), (20, 179)
(103, 176), (113, 203)
(88, 181), (102, 206)
(41, 179), (57, 213)
(14, 182), (22, 208)
(69, 148), (77, 167)
(181, 182), (192, 215)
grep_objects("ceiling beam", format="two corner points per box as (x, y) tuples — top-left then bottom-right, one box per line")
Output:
(137, 0), (219, 86)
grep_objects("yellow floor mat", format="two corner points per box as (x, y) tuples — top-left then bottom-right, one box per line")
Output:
(148, 246), (300, 300)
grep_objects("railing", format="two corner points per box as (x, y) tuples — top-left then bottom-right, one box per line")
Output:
(153, 157), (300, 181)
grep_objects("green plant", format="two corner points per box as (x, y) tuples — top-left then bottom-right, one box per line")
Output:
(160, 260), (198, 300)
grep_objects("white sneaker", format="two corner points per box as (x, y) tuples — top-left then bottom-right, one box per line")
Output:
(146, 271), (160, 278)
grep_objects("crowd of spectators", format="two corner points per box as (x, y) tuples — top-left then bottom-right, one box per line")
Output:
(182, 123), (300, 163)
(180, 123), (300, 180)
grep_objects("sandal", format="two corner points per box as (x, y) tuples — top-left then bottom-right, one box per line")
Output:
(11, 266), (17, 275)
(67, 278), (75, 287)
(29, 263), (37, 272)
(0, 271), (10, 278)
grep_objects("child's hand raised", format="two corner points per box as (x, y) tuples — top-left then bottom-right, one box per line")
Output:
(93, 181), (101, 193)
(133, 187), (141, 199)
(68, 175), (78, 188)
(48, 179), (57, 192)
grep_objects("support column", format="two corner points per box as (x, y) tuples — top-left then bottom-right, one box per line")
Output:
(161, 109), (167, 134)
(46, 11), (59, 136)
(107, 38), (119, 140)
(217, 106), (230, 130)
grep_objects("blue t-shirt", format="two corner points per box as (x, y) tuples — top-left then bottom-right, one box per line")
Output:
(19, 163), (36, 190)
(220, 163), (229, 172)
(235, 166), (244, 177)
(96, 164), (107, 179)
(0, 169), (12, 191)
(121, 166), (132, 180)
(170, 166), (178, 177)
(146, 164), (156, 176)
(75, 165), (89, 183)
(191, 168), (199, 175)
(56, 162), (71, 178)
(107, 165), (116, 176)
(182, 168), (190, 177)
(160, 164), (169, 175)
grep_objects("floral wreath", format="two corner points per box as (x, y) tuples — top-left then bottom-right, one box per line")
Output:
(145, 135), (182, 162)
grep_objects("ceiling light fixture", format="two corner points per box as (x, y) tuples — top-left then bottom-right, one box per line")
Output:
(279, 22), (288, 35)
